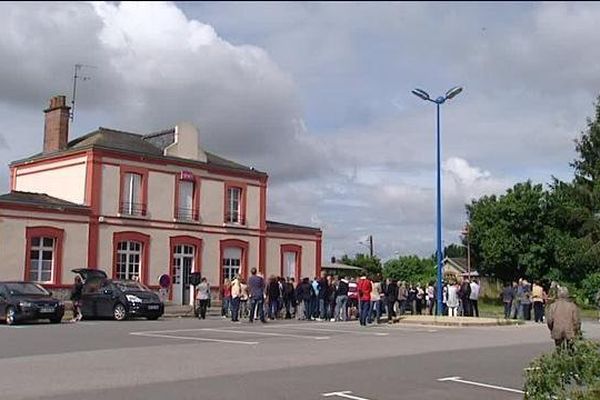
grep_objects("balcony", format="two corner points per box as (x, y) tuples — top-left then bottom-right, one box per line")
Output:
(224, 211), (245, 225)
(176, 207), (199, 222)
(119, 202), (147, 217)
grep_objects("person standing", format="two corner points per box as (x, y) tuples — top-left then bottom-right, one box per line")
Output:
(240, 279), (249, 319)
(283, 277), (295, 319)
(511, 281), (521, 319)
(501, 282), (514, 319)
(521, 280), (532, 321)
(397, 281), (408, 316)
(248, 268), (266, 323)
(386, 279), (399, 321)
(532, 281), (545, 323)
(230, 274), (241, 322)
(335, 276), (349, 322)
(196, 278), (210, 320)
(318, 271), (329, 321)
(296, 277), (312, 320)
(348, 278), (358, 320)
(426, 282), (435, 315)
(546, 287), (581, 348)
(357, 275), (372, 326)
(221, 279), (232, 319)
(469, 279), (480, 318)
(447, 282), (459, 317)
(267, 275), (281, 320)
(70, 275), (84, 323)
(328, 276), (338, 322)
(369, 278), (381, 324)
(459, 278), (472, 317)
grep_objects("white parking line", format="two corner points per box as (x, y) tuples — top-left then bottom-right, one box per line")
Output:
(263, 325), (389, 336)
(199, 328), (330, 340)
(323, 390), (375, 400)
(437, 376), (524, 394)
(130, 331), (258, 345)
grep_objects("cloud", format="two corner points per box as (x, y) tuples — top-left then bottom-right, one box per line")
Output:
(0, 1), (332, 182)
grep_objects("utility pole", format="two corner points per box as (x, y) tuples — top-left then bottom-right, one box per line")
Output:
(368, 235), (373, 258)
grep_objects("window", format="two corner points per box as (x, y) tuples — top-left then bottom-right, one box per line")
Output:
(226, 187), (242, 223)
(172, 244), (195, 285)
(116, 241), (142, 280)
(280, 244), (302, 280)
(120, 173), (144, 216)
(222, 247), (242, 282)
(283, 252), (297, 279)
(177, 180), (196, 221)
(29, 236), (55, 282)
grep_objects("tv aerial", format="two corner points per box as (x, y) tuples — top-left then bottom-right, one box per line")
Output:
(70, 63), (97, 122)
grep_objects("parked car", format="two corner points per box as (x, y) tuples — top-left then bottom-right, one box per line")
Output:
(72, 269), (164, 321)
(0, 281), (65, 325)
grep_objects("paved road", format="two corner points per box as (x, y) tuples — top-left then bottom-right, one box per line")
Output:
(0, 317), (598, 400)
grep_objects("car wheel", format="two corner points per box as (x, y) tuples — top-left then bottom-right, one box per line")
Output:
(49, 316), (62, 324)
(113, 303), (127, 321)
(6, 307), (17, 325)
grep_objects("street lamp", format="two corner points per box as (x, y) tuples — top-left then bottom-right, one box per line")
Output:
(412, 86), (463, 316)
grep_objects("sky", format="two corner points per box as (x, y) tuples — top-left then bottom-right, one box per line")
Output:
(1, 2), (599, 261)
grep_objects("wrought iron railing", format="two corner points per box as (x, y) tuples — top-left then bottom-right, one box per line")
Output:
(224, 211), (245, 225)
(176, 207), (199, 221)
(119, 202), (147, 217)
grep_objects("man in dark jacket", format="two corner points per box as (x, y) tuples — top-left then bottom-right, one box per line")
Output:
(248, 268), (266, 323)
(459, 278), (472, 316)
(501, 282), (514, 319)
(283, 277), (295, 319)
(386, 279), (399, 321)
(318, 271), (329, 320)
(335, 276), (349, 321)
(296, 278), (313, 320)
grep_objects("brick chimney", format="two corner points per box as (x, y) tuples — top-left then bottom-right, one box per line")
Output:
(43, 95), (70, 153)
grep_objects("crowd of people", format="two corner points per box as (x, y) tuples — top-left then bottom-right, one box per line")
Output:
(199, 269), (486, 323)
(500, 278), (557, 323)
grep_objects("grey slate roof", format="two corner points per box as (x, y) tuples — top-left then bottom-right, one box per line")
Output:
(12, 127), (267, 177)
(0, 191), (89, 212)
(266, 220), (321, 234)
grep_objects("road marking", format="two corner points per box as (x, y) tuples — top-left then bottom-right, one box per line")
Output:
(199, 328), (330, 340)
(322, 390), (374, 400)
(437, 376), (524, 394)
(263, 325), (389, 336)
(129, 332), (258, 345)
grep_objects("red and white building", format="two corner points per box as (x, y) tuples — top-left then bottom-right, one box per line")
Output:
(0, 95), (322, 304)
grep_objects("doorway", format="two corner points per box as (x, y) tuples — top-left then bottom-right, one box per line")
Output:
(172, 244), (195, 305)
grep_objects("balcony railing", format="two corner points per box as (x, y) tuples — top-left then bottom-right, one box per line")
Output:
(224, 212), (245, 225)
(176, 207), (199, 222)
(119, 202), (147, 217)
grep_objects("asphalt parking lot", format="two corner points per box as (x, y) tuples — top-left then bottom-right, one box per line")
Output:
(1, 317), (598, 400)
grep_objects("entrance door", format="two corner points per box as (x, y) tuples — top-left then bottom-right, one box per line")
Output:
(172, 245), (195, 305)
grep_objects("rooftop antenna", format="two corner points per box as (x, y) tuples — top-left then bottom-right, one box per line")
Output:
(70, 63), (96, 122)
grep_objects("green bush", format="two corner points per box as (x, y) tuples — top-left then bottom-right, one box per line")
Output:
(524, 339), (600, 400)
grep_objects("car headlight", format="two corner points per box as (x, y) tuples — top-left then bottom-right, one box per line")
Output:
(19, 301), (33, 308)
(126, 294), (142, 303)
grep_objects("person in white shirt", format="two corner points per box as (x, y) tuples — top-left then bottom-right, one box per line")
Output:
(469, 279), (481, 318)
(447, 282), (459, 317)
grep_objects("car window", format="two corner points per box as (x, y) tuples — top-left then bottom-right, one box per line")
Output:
(5, 282), (49, 296)
(114, 281), (149, 292)
(83, 277), (105, 294)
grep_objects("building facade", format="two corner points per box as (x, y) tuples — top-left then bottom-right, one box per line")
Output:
(0, 95), (322, 304)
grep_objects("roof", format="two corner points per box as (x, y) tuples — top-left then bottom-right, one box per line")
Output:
(0, 191), (90, 213)
(11, 127), (267, 178)
(321, 262), (363, 271)
(443, 257), (479, 277)
(266, 220), (322, 235)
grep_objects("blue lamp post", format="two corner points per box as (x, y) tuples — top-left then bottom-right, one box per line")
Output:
(411, 86), (463, 316)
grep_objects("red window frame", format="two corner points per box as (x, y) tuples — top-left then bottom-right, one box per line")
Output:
(223, 181), (247, 225)
(219, 239), (249, 286)
(24, 226), (64, 285)
(280, 244), (302, 280)
(112, 231), (150, 285)
(173, 174), (201, 221)
(118, 165), (149, 216)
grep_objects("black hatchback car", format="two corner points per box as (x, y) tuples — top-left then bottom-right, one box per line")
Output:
(0, 282), (65, 325)
(73, 269), (164, 321)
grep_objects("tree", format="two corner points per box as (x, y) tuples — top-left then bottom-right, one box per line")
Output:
(382, 255), (436, 284)
(444, 243), (466, 258)
(466, 181), (552, 282)
(340, 253), (382, 277)
(572, 96), (600, 187)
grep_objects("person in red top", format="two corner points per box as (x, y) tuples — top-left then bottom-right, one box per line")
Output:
(357, 275), (373, 326)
